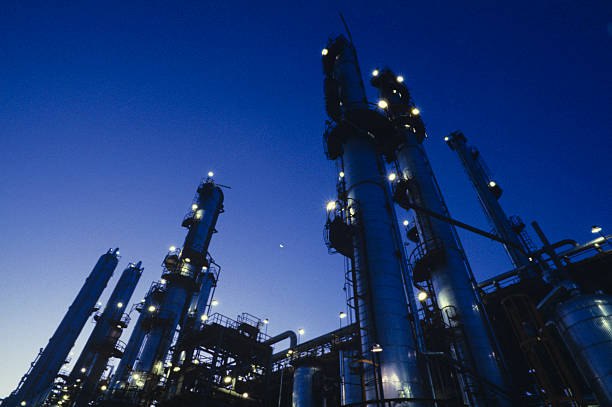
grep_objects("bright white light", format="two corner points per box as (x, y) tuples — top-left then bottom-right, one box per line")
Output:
(191, 204), (198, 210)
(184, 258), (190, 263)
(397, 75), (404, 83)
(242, 393), (249, 398)
(372, 344), (383, 352)
(161, 279), (166, 284)
(411, 107), (420, 115)
(117, 302), (123, 308)
(263, 318), (269, 324)
(444, 136), (449, 141)
(20, 402), (26, 406)
(321, 48), (328, 56)
(339, 312), (347, 319)
(100, 385), (107, 391)
(211, 300), (219, 306)
(298, 328), (305, 335)
(417, 291), (428, 301)
(488, 181), (497, 187)
(279, 243), (284, 248)
(169, 246), (176, 251)
(173, 366), (180, 372)
(148, 306), (156, 312)
(339, 171), (344, 178)
(377, 100), (388, 109)
(62, 396), (69, 401)
(81, 368), (87, 373)
(403, 220), (409, 226)
(388, 173), (397, 181)
(372, 69), (379, 76)
(201, 314), (208, 321)
(208, 171), (214, 177)
(326, 201), (336, 211)
(592, 226), (602, 234)
(223, 376), (232, 384)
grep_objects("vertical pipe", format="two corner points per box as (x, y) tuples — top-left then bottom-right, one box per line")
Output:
(8, 249), (119, 407)
(322, 37), (429, 404)
(371, 69), (510, 406)
(445, 132), (531, 269)
(69, 262), (143, 406)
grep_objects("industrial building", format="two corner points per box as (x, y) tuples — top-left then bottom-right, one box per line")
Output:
(2, 34), (611, 407)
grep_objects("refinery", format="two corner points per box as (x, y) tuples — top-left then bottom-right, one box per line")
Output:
(2, 33), (611, 407)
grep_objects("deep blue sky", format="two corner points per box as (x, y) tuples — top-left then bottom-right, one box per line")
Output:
(1, 0), (610, 396)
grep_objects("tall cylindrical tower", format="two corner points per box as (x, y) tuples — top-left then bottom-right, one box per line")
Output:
(68, 261), (143, 406)
(445, 132), (532, 270)
(371, 69), (510, 406)
(110, 282), (167, 390)
(322, 36), (429, 404)
(7, 249), (119, 407)
(134, 178), (224, 386)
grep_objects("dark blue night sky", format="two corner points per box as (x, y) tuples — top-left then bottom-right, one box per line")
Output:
(1, 0), (610, 395)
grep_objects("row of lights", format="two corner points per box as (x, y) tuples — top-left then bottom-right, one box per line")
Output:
(371, 69), (403, 83)
(377, 99), (420, 116)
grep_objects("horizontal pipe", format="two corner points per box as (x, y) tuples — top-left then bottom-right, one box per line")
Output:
(263, 330), (298, 349)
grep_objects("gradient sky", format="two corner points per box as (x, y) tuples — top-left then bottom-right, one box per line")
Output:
(1, 0), (611, 397)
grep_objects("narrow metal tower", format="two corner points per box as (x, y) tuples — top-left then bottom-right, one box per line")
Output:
(444, 131), (532, 270)
(371, 69), (510, 406)
(322, 36), (430, 404)
(68, 261), (143, 406)
(109, 282), (167, 390)
(7, 249), (119, 407)
(133, 177), (224, 390)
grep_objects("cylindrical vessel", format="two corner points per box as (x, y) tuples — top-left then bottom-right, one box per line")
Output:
(323, 37), (429, 404)
(110, 283), (166, 390)
(292, 364), (322, 407)
(134, 181), (224, 380)
(372, 69), (509, 406)
(339, 349), (363, 405)
(445, 132), (531, 269)
(70, 262), (143, 406)
(8, 249), (119, 407)
(553, 294), (612, 406)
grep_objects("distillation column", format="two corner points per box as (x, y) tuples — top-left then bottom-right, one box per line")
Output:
(133, 178), (224, 387)
(322, 36), (429, 404)
(170, 261), (219, 369)
(110, 282), (167, 390)
(7, 249), (119, 407)
(444, 132), (532, 270)
(68, 261), (143, 406)
(371, 69), (510, 406)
